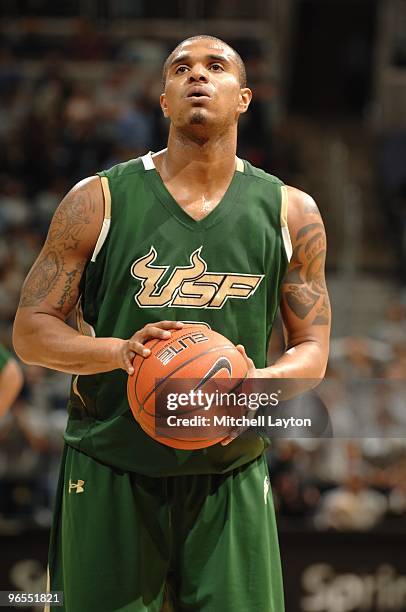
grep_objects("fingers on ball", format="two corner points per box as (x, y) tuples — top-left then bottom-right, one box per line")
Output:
(149, 320), (184, 330)
(144, 326), (171, 340)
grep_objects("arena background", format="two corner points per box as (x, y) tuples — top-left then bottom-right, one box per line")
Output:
(1, 1), (406, 611)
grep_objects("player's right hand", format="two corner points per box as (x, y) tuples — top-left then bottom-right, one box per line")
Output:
(115, 321), (184, 375)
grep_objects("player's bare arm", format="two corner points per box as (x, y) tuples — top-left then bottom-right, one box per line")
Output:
(13, 178), (183, 375)
(238, 186), (330, 381)
(269, 186), (330, 379)
(0, 358), (23, 418)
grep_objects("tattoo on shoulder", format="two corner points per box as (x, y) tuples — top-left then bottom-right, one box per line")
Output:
(296, 222), (323, 240)
(48, 188), (95, 251)
(282, 223), (330, 325)
(18, 186), (94, 310)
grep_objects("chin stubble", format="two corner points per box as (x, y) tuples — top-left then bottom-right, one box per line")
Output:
(190, 111), (206, 125)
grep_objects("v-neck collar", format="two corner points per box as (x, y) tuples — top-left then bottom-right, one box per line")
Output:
(142, 150), (244, 231)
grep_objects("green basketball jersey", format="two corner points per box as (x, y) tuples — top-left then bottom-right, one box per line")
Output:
(64, 151), (292, 476)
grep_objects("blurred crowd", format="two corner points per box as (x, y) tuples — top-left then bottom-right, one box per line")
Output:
(270, 303), (406, 531)
(1, 22), (406, 534)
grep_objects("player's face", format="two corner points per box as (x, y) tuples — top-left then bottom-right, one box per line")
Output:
(160, 40), (252, 132)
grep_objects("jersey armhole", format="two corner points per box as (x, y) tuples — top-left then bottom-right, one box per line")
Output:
(91, 175), (112, 262)
(280, 185), (293, 262)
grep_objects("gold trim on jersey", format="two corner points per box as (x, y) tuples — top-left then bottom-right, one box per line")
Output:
(73, 298), (93, 408)
(72, 375), (86, 407)
(91, 176), (112, 262)
(100, 176), (111, 219)
(75, 298), (95, 338)
(280, 185), (293, 261)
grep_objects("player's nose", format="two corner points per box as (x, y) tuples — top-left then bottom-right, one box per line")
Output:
(188, 64), (209, 83)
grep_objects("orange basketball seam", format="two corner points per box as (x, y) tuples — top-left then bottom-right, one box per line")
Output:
(132, 337), (162, 412)
(143, 372), (248, 419)
(141, 344), (240, 409)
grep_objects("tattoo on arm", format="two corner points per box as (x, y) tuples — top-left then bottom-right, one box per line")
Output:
(19, 251), (62, 307)
(18, 188), (94, 311)
(282, 222), (330, 325)
(55, 260), (86, 313)
(48, 189), (94, 250)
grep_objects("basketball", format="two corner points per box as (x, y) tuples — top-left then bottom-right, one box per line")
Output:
(127, 324), (248, 449)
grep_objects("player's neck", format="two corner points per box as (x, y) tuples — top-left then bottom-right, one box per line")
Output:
(159, 127), (238, 186)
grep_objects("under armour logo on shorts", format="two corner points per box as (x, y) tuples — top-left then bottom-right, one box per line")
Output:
(264, 476), (270, 505)
(69, 479), (85, 494)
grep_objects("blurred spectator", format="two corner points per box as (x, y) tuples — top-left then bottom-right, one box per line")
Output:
(270, 442), (321, 519)
(372, 301), (406, 345)
(113, 95), (154, 152)
(0, 365), (68, 531)
(315, 474), (387, 531)
(389, 479), (406, 516)
(0, 177), (30, 232)
(329, 336), (391, 378)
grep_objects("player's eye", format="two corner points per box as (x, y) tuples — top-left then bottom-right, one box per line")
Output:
(175, 65), (189, 74)
(209, 63), (224, 71)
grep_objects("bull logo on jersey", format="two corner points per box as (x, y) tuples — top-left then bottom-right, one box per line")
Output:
(130, 246), (264, 309)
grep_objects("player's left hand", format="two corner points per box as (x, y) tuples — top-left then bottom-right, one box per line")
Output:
(221, 344), (263, 446)
(235, 344), (257, 377)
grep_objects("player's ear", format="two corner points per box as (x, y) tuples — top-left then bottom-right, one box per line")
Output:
(238, 87), (252, 115)
(160, 93), (170, 118)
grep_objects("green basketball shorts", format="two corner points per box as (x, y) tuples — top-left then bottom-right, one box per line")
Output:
(47, 444), (284, 611)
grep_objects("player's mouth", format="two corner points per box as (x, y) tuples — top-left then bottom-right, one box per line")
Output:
(186, 87), (212, 101)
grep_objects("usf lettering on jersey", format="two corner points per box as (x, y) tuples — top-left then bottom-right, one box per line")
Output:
(131, 246), (263, 309)
(65, 151), (292, 477)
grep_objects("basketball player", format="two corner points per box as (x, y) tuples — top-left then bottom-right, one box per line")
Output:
(13, 36), (330, 611)
(0, 343), (23, 418)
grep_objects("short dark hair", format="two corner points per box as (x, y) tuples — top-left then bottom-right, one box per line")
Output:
(162, 35), (247, 88)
